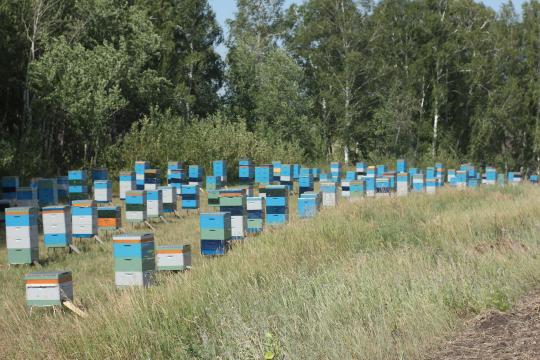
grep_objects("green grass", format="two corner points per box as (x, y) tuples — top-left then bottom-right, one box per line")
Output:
(1, 185), (540, 359)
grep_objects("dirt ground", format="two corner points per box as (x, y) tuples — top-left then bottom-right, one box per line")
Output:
(428, 289), (540, 360)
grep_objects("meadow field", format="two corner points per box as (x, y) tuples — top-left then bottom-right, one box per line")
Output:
(1, 185), (540, 359)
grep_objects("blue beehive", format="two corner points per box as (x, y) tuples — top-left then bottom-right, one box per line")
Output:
(330, 162), (342, 181)
(293, 164), (300, 180)
(6, 207), (39, 264)
(92, 168), (108, 181)
(447, 169), (456, 184)
(239, 159), (255, 183)
(158, 186), (177, 213)
(94, 180), (112, 203)
(219, 189), (247, 240)
(383, 172), (396, 190)
(188, 165), (204, 186)
(435, 163), (444, 186)
(412, 174), (425, 193)
(134, 161), (149, 190)
(264, 185), (289, 225)
(426, 167), (436, 181)
(397, 173), (409, 196)
(299, 174), (314, 195)
(167, 162), (182, 178)
(365, 176), (376, 197)
(397, 159), (407, 174)
(38, 178), (58, 206)
(71, 200), (97, 238)
(312, 168), (320, 180)
(181, 184), (199, 209)
(42, 205), (71, 248)
(367, 166), (376, 178)
(280, 164), (293, 190)
(320, 181), (338, 207)
(206, 176), (222, 191)
(213, 160), (227, 184)
(300, 167), (311, 177)
(298, 192), (321, 218)
(56, 176), (69, 203)
(508, 171), (522, 185)
(168, 169), (184, 195)
(200, 212), (231, 256)
(255, 164), (273, 185)
(356, 162), (366, 178)
(246, 196), (265, 234)
(319, 173), (329, 182)
(345, 171), (356, 181)
(68, 170), (88, 201)
(375, 177), (391, 197)
(426, 178), (438, 194)
(483, 167), (497, 185)
(376, 165), (387, 178)
(113, 233), (155, 288)
(272, 161), (282, 182)
(119, 171), (135, 200)
(2, 176), (19, 200)
(125, 190), (147, 223)
(144, 169), (160, 190)
(16, 187), (37, 207)
(146, 189), (163, 218)
(349, 180), (365, 199)
(530, 175), (538, 184)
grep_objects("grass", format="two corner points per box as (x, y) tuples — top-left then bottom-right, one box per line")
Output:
(1, 185), (540, 359)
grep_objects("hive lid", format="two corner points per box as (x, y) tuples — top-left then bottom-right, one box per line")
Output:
(112, 233), (153, 243)
(24, 271), (71, 281)
(72, 200), (96, 207)
(5, 207), (37, 214)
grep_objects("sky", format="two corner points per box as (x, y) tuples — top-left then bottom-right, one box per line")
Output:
(209, 0), (527, 57)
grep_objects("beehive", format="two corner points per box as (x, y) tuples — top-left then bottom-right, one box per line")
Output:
(16, 187), (37, 207)
(6, 207), (39, 264)
(168, 169), (184, 195)
(219, 189), (247, 239)
(37, 178), (58, 206)
(255, 164), (273, 185)
(365, 177), (376, 197)
(200, 212), (231, 256)
(396, 173), (409, 197)
(272, 161), (281, 182)
(144, 169), (160, 190)
(280, 164), (293, 190)
(264, 185), (289, 225)
(213, 160), (227, 183)
(341, 181), (351, 199)
(113, 233), (155, 288)
(412, 174), (425, 193)
(94, 180), (112, 203)
(396, 159), (407, 174)
(349, 180), (365, 200)
(71, 200), (97, 238)
(181, 185), (199, 210)
(56, 176), (69, 203)
(299, 174), (314, 195)
(42, 205), (71, 248)
(375, 177), (391, 198)
(246, 196), (265, 233)
(206, 176), (222, 191)
(320, 181), (338, 207)
(92, 168), (108, 181)
(146, 189), (163, 218)
(356, 162), (366, 178)
(158, 186), (177, 213)
(1, 176), (19, 200)
(125, 190), (147, 223)
(298, 192), (321, 218)
(156, 245), (191, 271)
(239, 159), (254, 184)
(426, 178), (438, 194)
(68, 170), (88, 201)
(24, 271), (73, 307)
(188, 165), (204, 186)
(119, 171), (135, 200)
(134, 161), (149, 190)
(97, 206), (121, 230)
(483, 167), (497, 185)
(376, 165), (386, 178)
(293, 164), (300, 180)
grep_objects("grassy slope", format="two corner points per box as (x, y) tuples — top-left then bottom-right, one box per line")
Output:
(1, 186), (540, 359)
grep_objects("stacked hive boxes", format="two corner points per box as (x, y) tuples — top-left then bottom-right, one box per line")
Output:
(16, 187), (37, 207)
(134, 161), (149, 190)
(349, 180), (365, 200)
(206, 176), (222, 191)
(24, 271), (73, 307)
(146, 190), (163, 219)
(71, 200), (97, 239)
(97, 206), (121, 230)
(341, 181), (351, 199)
(6, 207), (39, 264)
(181, 184), (199, 210)
(447, 170), (456, 184)
(397, 173), (409, 197)
(530, 175), (538, 184)
(113, 233), (155, 288)
(298, 192), (321, 218)
(119, 171), (135, 200)
(383, 172), (396, 191)
(397, 159), (407, 173)
(345, 171), (356, 181)
(426, 178), (437, 194)
(376, 165), (386, 178)
(68, 170), (88, 201)
(412, 174), (425, 192)
(219, 189), (247, 240)
(408, 168), (418, 186)
(246, 196), (265, 234)
(188, 165), (204, 186)
(255, 165), (273, 185)
(213, 160), (227, 184)
(280, 164), (293, 190)
(239, 159), (254, 183)
(375, 177), (391, 198)
(56, 176), (69, 203)
(426, 167), (436, 187)
(92, 168), (108, 181)
(2, 176), (19, 200)
(483, 167), (497, 185)
(158, 186), (177, 213)
(94, 180), (112, 203)
(365, 177), (376, 197)
(453, 170), (467, 188)
(312, 168), (320, 180)
(356, 162), (366, 179)
(367, 166), (376, 178)
(42, 205), (71, 248)
(144, 169), (160, 190)
(436, 163), (444, 186)
(207, 190), (220, 208)
(293, 164), (300, 181)
(330, 162), (342, 181)
(167, 163), (184, 194)
(167, 162), (182, 181)
(264, 185), (289, 225)
(272, 161), (281, 182)
(156, 245), (191, 271)
(38, 179), (58, 206)
(200, 212), (231, 255)
(299, 174), (314, 195)
(320, 181), (338, 207)
(125, 190), (147, 223)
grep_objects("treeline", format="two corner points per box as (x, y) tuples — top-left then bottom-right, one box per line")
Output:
(0, 0), (539, 177)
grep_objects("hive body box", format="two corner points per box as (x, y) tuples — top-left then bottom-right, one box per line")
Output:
(412, 174), (425, 193)
(530, 175), (538, 184)
(16, 187), (38, 207)
(92, 168), (108, 181)
(146, 190), (163, 218)
(42, 205), (72, 248)
(156, 245), (191, 271)
(356, 162), (366, 179)
(349, 180), (365, 201)
(188, 165), (204, 186)
(272, 161), (281, 182)
(508, 172), (522, 186)
(330, 162), (342, 181)
(113, 233), (155, 288)
(213, 160), (227, 183)
(71, 200), (97, 238)
(181, 185), (199, 210)
(246, 196), (265, 233)
(144, 169), (161, 190)
(6, 207), (39, 264)
(94, 180), (112, 203)
(255, 165), (273, 185)
(280, 164), (294, 190)
(206, 176), (222, 191)
(97, 206), (121, 230)
(168, 169), (185, 195)
(38, 178), (58, 206)
(375, 177), (391, 198)
(25, 271), (73, 307)
(159, 186), (177, 213)
(320, 182), (338, 207)
(207, 189), (220, 208)
(56, 176), (69, 203)
(483, 167), (497, 185)
(219, 189), (247, 239)
(200, 212), (231, 256)
(447, 170), (456, 184)
(2, 176), (19, 200)
(264, 185), (289, 225)
(397, 159), (407, 174)
(134, 161), (150, 190)
(365, 176), (376, 197)
(239, 159), (254, 184)
(299, 174), (314, 195)
(426, 179), (437, 194)
(125, 190), (147, 223)
(396, 173), (409, 197)
(68, 170), (88, 201)
(298, 192), (321, 218)
(119, 171), (135, 200)
(341, 181), (352, 199)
